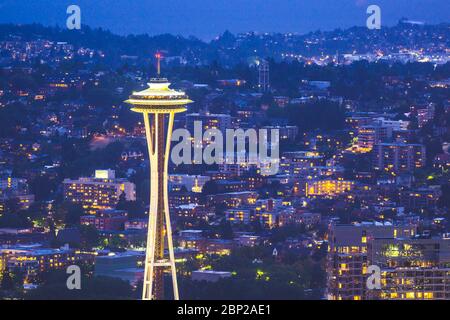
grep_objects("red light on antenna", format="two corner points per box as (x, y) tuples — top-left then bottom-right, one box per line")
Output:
(155, 52), (162, 59)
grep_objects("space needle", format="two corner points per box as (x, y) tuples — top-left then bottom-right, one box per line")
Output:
(125, 53), (193, 300)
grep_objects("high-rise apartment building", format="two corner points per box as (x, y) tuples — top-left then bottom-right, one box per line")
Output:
(327, 223), (450, 300)
(367, 236), (450, 300)
(327, 222), (416, 300)
(306, 180), (354, 198)
(80, 209), (128, 231)
(279, 151), (324, 176)
(357, 125), (392, 151)
(63, 170), (136, 214)
(372, 143), (425, 173)
(0, 177), (35, 213)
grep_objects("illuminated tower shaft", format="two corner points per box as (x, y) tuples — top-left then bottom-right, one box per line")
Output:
(126, 78), (192, 300)
(143, 112), (174, 300)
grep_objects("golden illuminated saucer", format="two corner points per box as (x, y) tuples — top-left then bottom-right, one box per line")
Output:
(125, 78), (193, 113)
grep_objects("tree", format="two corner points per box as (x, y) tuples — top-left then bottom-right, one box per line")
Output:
(201, 180), (219, 196)
(218, 220), (234, 240)
(53, 202), (84, 226)
(25, 271), (134, 300)
(284, 101), (346, 133)
(107, 234), (127, 250)
(79, 224), (99, 249)
(116, 193), (146, 218)
(438, 184), (450, 209)
(30, 174), (56, 201)
(2, 198), (21, 214)
(200, 180), (219, 205)
(0, 272), (14, 291)
(0, 211), (31, 228)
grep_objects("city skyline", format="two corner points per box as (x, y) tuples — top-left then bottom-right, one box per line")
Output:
(0, 0), (448, 40)
(0, 1), (448, 304)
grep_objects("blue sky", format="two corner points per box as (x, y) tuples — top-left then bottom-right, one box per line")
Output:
(0, 0), (448, 40)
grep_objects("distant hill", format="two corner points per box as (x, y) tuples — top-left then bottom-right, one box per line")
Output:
(0, 21), (448, 66)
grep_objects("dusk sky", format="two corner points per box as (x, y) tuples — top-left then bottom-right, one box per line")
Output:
(0, 0), (448, 40)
